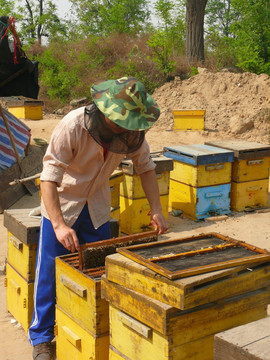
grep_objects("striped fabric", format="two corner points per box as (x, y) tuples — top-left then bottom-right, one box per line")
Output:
(0, 108), (31, 170)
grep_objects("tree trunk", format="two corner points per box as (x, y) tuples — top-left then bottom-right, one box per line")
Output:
(186, 0), (208, 64)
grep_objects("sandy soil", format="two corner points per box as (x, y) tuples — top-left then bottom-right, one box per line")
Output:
(1, 69), (270, 359)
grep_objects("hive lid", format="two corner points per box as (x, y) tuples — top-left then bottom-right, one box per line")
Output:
(117, 232), (270, 280)
(163, 144), (234, 165)
(119, 152), (173, 174)
(205, 140), (270, 160)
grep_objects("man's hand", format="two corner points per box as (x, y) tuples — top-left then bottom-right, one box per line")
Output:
(54, 224), (80, 252)
(151, 212), (168, 235)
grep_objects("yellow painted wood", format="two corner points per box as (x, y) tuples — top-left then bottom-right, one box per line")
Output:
(105, 253), (270, 310)
(119, 194), (168, 234)
(8, 105), (43, 120)
(102, 277), (270, 341)
(120, 172), (170, 198)
(109, 346), (128, 360)
(7, 231), (37, 282)
(109, 301), (266, 360)
(172, 110), (205, 131)
(232, 158), (270, 182)
(110, 207), (120, 221)
(230, 179), (269, 211)
(168, 179), (197, 218)
(55, 306), (109, 360)
(55, 256), (109, 335)
(5, 263), (34, 334)
(110, 171), (123, 209)
(170, 161), (232, 187)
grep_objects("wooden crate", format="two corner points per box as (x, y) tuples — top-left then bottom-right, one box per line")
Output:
(168, 180), (231, 220)
(55, 305), (109, 360)
(7, 99), (44, 120)
(172, 110), (205, 131)
(56, 232), (158, 333)
(5, 263), (34, 334)
(7, 231), (37, 282)
(4, 208), (40, 245)
(205, 140), (270, 182)
(119, 194), (169, 234)
(105, 252), (270, 310)
(169, 160), (232, 187)
(230, 178), (269, 211)
(109, 346), (128, 360)
(214, 316), (270, 360)
(108, 288), (268, 360)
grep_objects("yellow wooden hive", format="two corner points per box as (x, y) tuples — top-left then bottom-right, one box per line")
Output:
(118, 154), (173, 234)
(7, 99), (44, 120)
(205, 140), (270, 211)
(4, 209), (40, 333)
(172, 110), (205, 131)
(102, 277), (269, 360)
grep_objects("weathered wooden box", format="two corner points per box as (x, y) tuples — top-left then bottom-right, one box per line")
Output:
(119, 154), (173, 234)
(102, 277), (269, 360)
(205, 140), (270, 211)
(5, 263), (34, 334)
(7, 99), (44, 120)
(172, 110), (205, 131)
(164, 145), (233, 220)
(55, 231), (158, 334)
(55, 305), (109, 360)
(214, 316), (270, 360)
(110, 170), (123, 209)
(105, 233), (270, 310)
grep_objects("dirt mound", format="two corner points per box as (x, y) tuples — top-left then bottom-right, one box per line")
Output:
(153, 68), (270, 144)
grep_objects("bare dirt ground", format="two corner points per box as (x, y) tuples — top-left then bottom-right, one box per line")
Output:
(1, 69), (270, 359)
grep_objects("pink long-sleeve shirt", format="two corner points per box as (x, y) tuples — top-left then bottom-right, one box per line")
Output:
(40, 106), (156, 229)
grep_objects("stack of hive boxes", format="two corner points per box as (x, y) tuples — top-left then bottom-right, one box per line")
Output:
(163, 144), (234, 221)
(102, 233), (270, 360)
(7, 98), (44, 120)
(205, 140), (270, 211)
(4, 208), (40, 333)
(54, 231), (158, 360)
(118, 154), (173, 234)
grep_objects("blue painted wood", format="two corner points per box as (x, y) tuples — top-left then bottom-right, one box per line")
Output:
(196, 183), (231, 220)
(163, 144), (234, 165)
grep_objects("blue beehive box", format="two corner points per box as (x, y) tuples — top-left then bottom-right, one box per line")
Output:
(163, 144), (234, 220)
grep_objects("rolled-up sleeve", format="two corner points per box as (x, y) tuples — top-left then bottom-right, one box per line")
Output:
(40, 115), (78, 185)
(128, 138), (156, 175)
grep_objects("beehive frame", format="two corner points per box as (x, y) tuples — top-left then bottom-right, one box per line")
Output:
(117, 233), (270, 279)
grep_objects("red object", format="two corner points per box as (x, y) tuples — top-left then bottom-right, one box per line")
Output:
(1, 17), (19, 64)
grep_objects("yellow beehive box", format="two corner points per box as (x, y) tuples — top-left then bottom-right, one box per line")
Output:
(110, 170), (123, 209)
(120, 172), (170, 198)
(170, 161), (232, 187)
(108, 286), (268, 360)
(232, 158), (270, 182)
(7, 231), (37, 282)
(5, 263), (34, 334)
(7, 99), (44, 120)
(110, 206), (120, 221)
(109, 346), (126, 360)
(119, 194), (169, 234)
(105, 253), (270, 310)
(55, 255), (109, 335)
(205, 140), (270, 182)
(230, 179), (269, 211)
(172, 110), (205, 130)
(55, 305), (109, 360)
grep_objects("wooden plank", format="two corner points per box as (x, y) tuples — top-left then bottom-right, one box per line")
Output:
(214, 317), (270, 360)
(4, 209), (40, 244)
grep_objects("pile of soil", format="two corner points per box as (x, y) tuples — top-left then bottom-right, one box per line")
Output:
(153, 68), (270, 144)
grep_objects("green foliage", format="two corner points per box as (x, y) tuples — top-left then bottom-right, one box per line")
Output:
(189, 67), (199, 76)
(70, 0), (150, 36)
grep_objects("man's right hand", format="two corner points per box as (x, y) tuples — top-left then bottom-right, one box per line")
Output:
(54, 224), (80, 252)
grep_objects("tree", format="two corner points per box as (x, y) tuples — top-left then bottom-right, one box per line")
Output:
(186, 0), (208, 64)
(16, 0), (67, 45)
(69, 0), (151, 36)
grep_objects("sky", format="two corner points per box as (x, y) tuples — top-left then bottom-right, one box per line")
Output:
(57, 0), (72, 18)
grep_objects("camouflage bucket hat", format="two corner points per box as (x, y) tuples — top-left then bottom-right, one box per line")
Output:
(90, 77), (160, 131)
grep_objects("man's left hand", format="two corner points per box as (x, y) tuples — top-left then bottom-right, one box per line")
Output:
(150, 212), (168, 235)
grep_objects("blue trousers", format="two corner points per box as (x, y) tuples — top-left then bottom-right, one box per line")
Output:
(28, 205), (110, 346)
